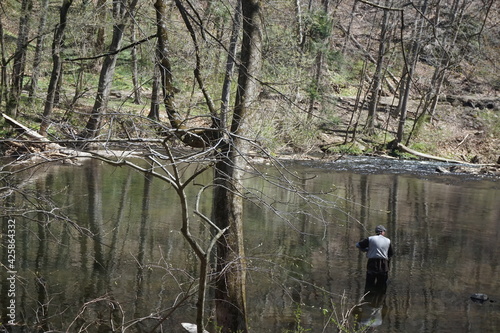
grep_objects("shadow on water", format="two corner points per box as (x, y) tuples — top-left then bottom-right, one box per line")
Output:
(1, 157), (499, 332)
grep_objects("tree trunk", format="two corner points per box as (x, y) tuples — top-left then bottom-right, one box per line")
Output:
(94, 0), (107, 71)
(212, 1), (262, 332)
(154, 0), (209, 148)
(130, 12), (142, 105)
(220, 0), (242, 129)
(396, 0), (427, 143)
(295, 0), (305, 48)
(366, 4), (391, 134)
(28, 0), (49, 99)
(148, 64), (160, 121)
(6, 0), (33, 118)
(0, 18), (7, 106)
(426, 0), (465, 120)
(83, 0), (138, 138)
(40, 0), (73, 136)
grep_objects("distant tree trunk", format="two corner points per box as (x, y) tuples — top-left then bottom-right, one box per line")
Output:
(424, 0), (469, 120)
(396, 0), (428, 143)
(83, 0), (138, 138)
(342, 0), (358, 55)
(154, 0), (180, 128)
(307, 50), (324, 120)
(154, 0), (209, 147)
(6, 0), (33, 118)
(220, 0), (242, 129)
(28, 0), (49, 99)
(148, 64), (160, 121)
(40, 0), (73, 136)
(130, 11), (142, 105)
(295, 0), (305, 48)
(93, 0), (107, 71)
(366, 4), (392, 134)
(307, 2), (331, 120)
(212, 1), (262, 332)
(0, 18), (7, 106)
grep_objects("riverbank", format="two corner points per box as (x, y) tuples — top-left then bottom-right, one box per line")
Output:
(279, 95), (499, 173)
(1, 95), (499, 177)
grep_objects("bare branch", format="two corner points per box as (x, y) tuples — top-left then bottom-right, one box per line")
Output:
(65, 34), (157, 62)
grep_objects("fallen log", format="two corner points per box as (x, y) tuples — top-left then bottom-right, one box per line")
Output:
(1, 114), (150, 163)
(2, 113), (61, 149)
(1, 113), (95, 161)
(396, 142), (497, 167)
(396, 142), (465, 164)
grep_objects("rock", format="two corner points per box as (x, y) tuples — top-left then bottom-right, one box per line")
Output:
(435, 166), (449, 173)
(181, 323), (209, 333)
(470, 293), (489, 303)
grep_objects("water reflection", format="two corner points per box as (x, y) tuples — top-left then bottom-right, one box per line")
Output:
(1, 158), (499, 332)
(356, 287), (387, 329)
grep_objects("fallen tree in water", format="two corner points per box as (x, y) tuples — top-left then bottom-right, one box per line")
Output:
(1, 113), (146, 163)
(388, 140), (499, 176)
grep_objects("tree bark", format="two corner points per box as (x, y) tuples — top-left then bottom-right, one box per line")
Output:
(40, 0), (73, 136)
(212, 1), (262, 332)
(95, 0), (107, 55)
(396, 0), (427, 143)
(148, 64), (161, 121)
(28, 0), (49, 99)
(0, 18), (7, 106)
(366, 3), (391, 134)
(220, 0), (242, 129)
(130, 10), (142, 105)
(6, 0), (33, 118)
(154, 0), (212, 148)
(83, 0), (138, 139)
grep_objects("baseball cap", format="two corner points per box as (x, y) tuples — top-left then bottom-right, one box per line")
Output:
(375, 225), (386, 234)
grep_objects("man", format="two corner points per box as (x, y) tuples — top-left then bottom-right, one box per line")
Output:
(356, 225), (393, 290)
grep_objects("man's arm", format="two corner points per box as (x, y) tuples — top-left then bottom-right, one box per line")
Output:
(356, 238), (369, 252)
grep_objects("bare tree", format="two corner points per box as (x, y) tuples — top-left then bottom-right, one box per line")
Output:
(0, 16), (7, 106)
(83, 0), (139, 139)
(39, 0), (73, 136)
(27, 0), (49, 99)
(151, 0), (262, 331)
(6, 0), (33, 118)
(396, 0), (428, 143)
(366, 1), (394, 134)
(220, 0), (242, 128)
(211, 0), (262, 330)
(130, 7), (142, 105)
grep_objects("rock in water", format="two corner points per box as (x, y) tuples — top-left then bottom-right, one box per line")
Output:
(181, 322), (209, 333)
(470, 293), (489, 303)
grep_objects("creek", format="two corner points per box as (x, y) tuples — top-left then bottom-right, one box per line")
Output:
(1, 157), (499, 332)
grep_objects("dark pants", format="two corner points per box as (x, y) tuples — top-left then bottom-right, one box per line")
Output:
(365, 258), (390, 291)
(365, 271), (388, 290)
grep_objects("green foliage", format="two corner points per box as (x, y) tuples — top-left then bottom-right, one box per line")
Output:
(305, 10), (333, 43)
(0, 124), (13, 140)
(306, 80), (320, 100)
(408, 142), (433, 155)
(323, 143), (364, 156)
(481, 109), (500, 138)
(411, 113), (431, 138)
(282, 305), (311, 333)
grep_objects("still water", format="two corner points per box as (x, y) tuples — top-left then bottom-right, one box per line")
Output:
(1, 157), (499, 332)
